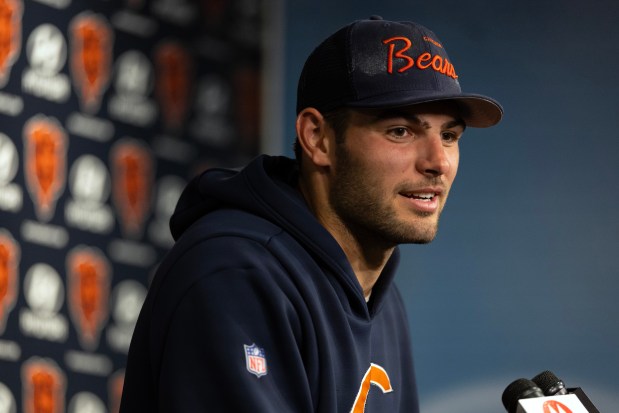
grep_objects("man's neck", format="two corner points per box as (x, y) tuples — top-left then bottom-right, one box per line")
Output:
(297, 175), (394, 298)
(328, 221), (395, 298)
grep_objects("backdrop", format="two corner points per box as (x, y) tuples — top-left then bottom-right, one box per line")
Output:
(283, 1), (619, 412)
(0, 0), (263, 411)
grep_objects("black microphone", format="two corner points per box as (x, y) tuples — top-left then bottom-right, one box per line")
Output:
(502, 370), (601, 413)
(532, 370), (568, 395)
(533, 370), (601, 413)
(501, 378), (545, 413)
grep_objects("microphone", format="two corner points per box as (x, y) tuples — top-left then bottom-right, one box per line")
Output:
(501, 378), (545, 413)
(502, 371), (601, 413)
(532, 370), (568, 395)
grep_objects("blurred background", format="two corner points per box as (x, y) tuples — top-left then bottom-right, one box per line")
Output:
(0, 0), (617, 412)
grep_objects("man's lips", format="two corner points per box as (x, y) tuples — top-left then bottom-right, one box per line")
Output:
(399, 188), (443, 213)
(400, 187), (444, 199)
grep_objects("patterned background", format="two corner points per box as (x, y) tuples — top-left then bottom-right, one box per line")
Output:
(0, 0), (264, 411)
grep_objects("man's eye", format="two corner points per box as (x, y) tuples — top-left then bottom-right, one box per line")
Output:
(442, 132), (460, 143)
(388, 127), (411, 139)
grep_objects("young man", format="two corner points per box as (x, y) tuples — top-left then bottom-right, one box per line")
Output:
(120, 16), (502, 412)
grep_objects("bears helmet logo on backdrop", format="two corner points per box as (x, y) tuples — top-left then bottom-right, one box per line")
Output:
(23, 115), (67, 222)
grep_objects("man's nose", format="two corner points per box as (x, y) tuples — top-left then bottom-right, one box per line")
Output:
(415, 136), (451, 177)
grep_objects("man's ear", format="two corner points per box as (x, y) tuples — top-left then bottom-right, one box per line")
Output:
(295, 108), (332, 167)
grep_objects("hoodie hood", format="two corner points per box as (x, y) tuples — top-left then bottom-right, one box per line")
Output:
(172, 156), (312, 241)
(169, 155), (400, 314)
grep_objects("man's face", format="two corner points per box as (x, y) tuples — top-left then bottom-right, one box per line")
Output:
(327, 101), (463, 248)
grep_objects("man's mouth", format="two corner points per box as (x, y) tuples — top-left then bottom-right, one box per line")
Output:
(401, 191), (440, 201)
(400, 189), (443, 213)
(404, 193), (437, 201)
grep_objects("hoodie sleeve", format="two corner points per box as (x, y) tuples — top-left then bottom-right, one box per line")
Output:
(153, 255), (315, 412)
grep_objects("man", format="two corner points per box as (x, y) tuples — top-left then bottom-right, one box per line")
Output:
(120, 16), (502, 412)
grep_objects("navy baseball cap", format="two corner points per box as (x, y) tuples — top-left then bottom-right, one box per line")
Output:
(297, 16), (503, 128)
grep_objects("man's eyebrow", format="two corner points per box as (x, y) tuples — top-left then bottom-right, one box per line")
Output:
(369, 109), (466, 130)
(444, 118), (466, 131)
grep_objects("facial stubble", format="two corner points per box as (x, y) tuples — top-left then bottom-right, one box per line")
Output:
(329, 144), (443, 249)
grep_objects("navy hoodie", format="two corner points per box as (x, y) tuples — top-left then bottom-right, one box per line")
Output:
(120, 155), (419, 412)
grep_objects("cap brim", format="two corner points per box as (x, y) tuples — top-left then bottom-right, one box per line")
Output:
(450, 94), (504, 128)
(345, 92), (503, 128)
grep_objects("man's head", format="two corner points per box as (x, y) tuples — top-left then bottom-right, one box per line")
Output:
(295, 17), (502, 248)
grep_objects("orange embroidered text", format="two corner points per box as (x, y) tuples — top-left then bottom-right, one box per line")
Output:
(383, 36), (458, 79)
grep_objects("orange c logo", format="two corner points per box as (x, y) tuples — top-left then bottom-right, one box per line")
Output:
(350, 363), (393, 413)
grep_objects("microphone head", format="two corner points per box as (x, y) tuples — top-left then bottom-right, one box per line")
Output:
(532, 370), (568, 395)
(502, 378), (545, 413)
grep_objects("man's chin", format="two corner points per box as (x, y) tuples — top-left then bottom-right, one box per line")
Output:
(404, 232), (437, 245)
(390, 221), (439, 245)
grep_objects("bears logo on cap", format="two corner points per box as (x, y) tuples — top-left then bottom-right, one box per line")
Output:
(382, 36), (458, 79)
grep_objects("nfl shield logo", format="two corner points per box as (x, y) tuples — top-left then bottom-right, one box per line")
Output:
(244, 343), (267, 378)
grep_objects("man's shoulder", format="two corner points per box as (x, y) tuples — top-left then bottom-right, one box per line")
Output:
(178, 208), (284, 246)
(159, 209), (288, 282)
(147, 210), (293, 314)
(158, 208), (305, 286)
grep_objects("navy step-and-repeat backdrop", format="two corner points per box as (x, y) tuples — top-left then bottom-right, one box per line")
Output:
(0, 0), (264, 411)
